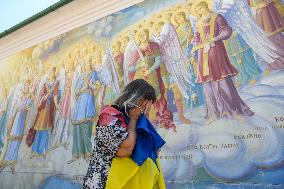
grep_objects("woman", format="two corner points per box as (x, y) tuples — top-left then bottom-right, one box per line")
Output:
(83, 79), (166, 189)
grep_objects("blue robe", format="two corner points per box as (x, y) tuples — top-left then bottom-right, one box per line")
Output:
(0, 111), (7, 153)
(225, 32), (262, 85)
(4, 96), (31, 162)
(72, 71), (98, 123)
(71, 71), (98, 158)
(32, 80), (58, 156)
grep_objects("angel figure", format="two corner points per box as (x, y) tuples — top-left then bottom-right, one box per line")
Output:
(124, 29), (179, 131)
(151, 20), (191, 124)
(0, 79), (32, 173)
(68, 60), (99, 164)
(112, 41), (125, 89)
(26, 62), (46, 130)
(191, 1), (254, 123)
(0, 88), (8, 154)
(51, 65), (71, 150)
(172, 11), (205, 108)
(96, 45), (121, 110)
(30, 66), (59, 159)
(120, 36), (130, 54)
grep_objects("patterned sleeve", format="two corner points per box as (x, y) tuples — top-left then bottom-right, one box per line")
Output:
(95, 113), (128, 157)
(83, 112), (128, 189)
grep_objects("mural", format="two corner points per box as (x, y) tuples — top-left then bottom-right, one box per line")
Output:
(0, 0), (284, 188)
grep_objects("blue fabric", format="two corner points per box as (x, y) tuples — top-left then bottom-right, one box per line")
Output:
(73, 71), (98, 122)
(0, 111), (7, 152)
(4, 141), (21, 161)
(131, 114), (166, 166)
(38, 176), (81, 189)
(32, 130), (50, 155)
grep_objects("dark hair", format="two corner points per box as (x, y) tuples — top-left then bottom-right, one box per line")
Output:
(114, 79), (156, 111)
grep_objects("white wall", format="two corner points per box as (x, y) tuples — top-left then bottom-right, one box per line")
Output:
(0, 0), (143, 60)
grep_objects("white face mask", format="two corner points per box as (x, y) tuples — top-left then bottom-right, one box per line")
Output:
(123, 102), (144, 117)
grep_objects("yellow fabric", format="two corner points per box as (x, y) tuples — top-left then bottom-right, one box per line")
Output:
(106, 157), (166, 189)
(34, 107), (52, 130)
(172, 85), (182, 100)
(250, 0), (272, 9)
(197, 13), (218, 77)
(274, 0), (284, 17)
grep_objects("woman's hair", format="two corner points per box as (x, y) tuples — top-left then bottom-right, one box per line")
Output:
(114, 79), (156, 112)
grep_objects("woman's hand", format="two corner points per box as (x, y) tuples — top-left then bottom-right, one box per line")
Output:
(128, 100), (149, 122)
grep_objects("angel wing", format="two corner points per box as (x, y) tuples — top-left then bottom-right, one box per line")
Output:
(213, 0), (279, 64)
(123, 40), (137, 86)
(152, 23), (193, 99)
(70, 64), (81, 120)
(98, 49), (121, 95)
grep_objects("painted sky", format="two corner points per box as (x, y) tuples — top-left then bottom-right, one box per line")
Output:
(0, 0), (61, 33)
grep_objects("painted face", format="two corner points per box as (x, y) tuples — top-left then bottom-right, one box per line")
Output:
(112, 42), (121, 55)
(147, 22), (154, 28)
(154, 22), (164, 35)
(176, 13), (186, 24)
(165, 13), (173, 22)
(139, 30), (149, 43)
(196, 5), (207, 16)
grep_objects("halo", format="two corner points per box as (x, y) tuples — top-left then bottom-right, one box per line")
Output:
(191, 0), (213, 14)
(161, 10), (175, 24)
(135, 27), (150, 44)
(171, 10), (187, 27)
(152, 18), (166, 36)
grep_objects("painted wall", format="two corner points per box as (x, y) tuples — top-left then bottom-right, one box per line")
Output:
(0, 0), (284, 188)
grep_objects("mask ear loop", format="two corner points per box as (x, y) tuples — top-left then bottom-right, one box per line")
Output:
(127, 102), (144, 114)
(124, 103), (130, 117)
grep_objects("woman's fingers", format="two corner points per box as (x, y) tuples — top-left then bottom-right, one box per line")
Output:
(138, 100), (149, 112)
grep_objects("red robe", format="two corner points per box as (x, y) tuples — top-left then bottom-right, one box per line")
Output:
(129, 42), (176, 131)
(193, 14), (238, 84)
(34, 81), (59, 131)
